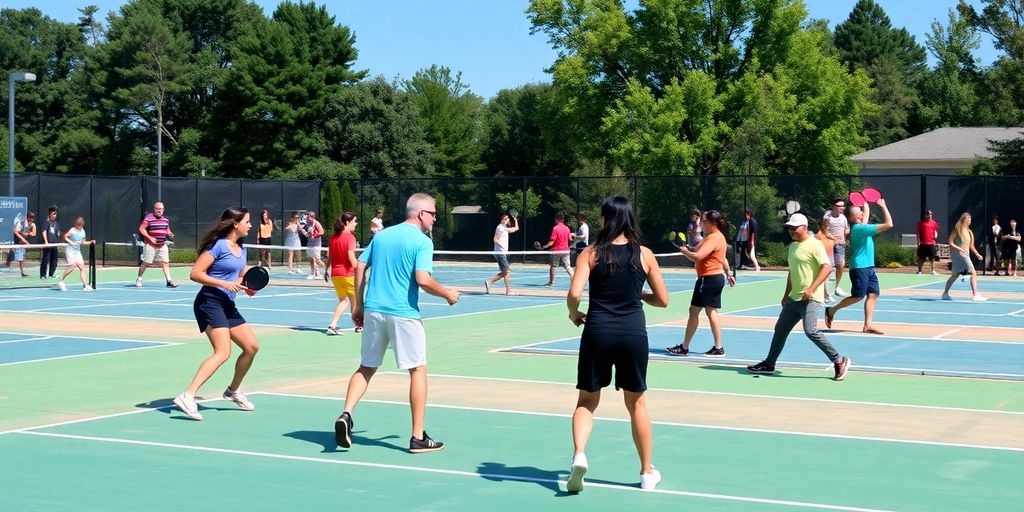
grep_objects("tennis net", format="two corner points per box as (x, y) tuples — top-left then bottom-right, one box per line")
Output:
(0, 242), (96, 290)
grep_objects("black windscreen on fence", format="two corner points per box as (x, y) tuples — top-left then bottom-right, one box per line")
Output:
(7, 172), (1023, 255)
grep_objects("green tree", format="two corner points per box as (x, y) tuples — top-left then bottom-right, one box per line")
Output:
(0, 8), (104, 173)
(215, 1), (365, 178)
(527, 0), (872, 178)
(958, 0), (1024, 125)
(340, 180), (358, 213)
(321, 77), (434, 179)
(405, 65), (486, 177)
(320, 179), (341, 233)
(483, 83), (579, 177)
(833, 0), (928, 147)
(919, 9), (985, 129)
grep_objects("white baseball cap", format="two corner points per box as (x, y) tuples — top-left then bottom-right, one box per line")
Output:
(784, 213), (809, 227)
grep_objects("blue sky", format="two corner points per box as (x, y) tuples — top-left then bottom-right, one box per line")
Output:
(6, 0), (1000, 99)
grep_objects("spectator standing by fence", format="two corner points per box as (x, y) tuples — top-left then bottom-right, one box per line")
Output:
(987, 215), (1002, 273)
(1001, 219), (1020, 277)
(40, 206), (61, 279)
(734, 208), (760, 272)
(916, 210), (940, 275)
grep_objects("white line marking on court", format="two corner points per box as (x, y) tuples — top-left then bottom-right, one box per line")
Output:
(25, 296), (193, 313)
(0, 343), (179, 367)
(11, 429), (896, 511)
(0, 397), (225, 435)
(0, 330), (181, 345)
(1009, 308), (1024, 316)
(0, 336), (53, 344)
(734, 313), (1024, 331)
(932, 329), (961, 339)
(267, 392), (1024, 453)
(379, 373), (1024, 417)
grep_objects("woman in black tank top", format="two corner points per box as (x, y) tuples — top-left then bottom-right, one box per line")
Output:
(564, 196), (669, 493)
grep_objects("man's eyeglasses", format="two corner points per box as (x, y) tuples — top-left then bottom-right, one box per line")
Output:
(421, 210), (437, 218)
(833, 204), (844, 208)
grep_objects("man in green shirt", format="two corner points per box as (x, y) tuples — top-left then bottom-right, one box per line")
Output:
(747, 213), (851, 381)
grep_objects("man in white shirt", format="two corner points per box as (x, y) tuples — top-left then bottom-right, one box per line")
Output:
(370, 209), (384, 239)
(572, 213), (590, 265)
(822, 198), (850, 297)
(484, 213), (519, 295)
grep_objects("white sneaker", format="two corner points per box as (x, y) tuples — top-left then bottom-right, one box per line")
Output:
(823, 295), (833, 305)
(305, 274), (317, 280)
(915, 271), (922, 275)
(834, 287), (848, 297)
(931, 271), (940, 276)
(566, 452), (588, 493)
(941, 293), (953, 301)
(57, 281), (67, 292)
(83, 285), (94, 292)
(972, 295), (988, 302)
(640, 466), (662, 490)
(173, 393), (203, 420)
(223, 388), (255, 410)
(135, 277), (143, 288)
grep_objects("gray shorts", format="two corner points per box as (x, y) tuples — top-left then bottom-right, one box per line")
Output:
(833, 244), (846, 267)
(360, 311), (427, 370)
(951, 251), (975, 275)
(550, 253), (570, 268)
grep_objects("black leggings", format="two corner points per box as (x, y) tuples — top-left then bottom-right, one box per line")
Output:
(40, 247), (59, 277)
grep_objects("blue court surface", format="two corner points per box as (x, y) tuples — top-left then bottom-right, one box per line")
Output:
(731, 295), (1024, 328)
(901, 279), (1024, 294)
(0, 331), (173, 366)
(501, 325), (1024, 380)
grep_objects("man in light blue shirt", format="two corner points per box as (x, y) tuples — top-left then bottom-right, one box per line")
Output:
(825, 198), (892, 335)
(333, 193), (459, 454)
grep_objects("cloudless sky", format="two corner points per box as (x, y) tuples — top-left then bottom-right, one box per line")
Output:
(6, 0), (1000, 99)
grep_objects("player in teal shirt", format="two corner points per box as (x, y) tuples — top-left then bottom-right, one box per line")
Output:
(826, 198), (892, 335)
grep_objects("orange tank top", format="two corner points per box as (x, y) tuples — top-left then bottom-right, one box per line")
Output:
(697, 231), (726, 276)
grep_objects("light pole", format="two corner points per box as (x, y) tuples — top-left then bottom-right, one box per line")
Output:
(8, 71), (36, 196)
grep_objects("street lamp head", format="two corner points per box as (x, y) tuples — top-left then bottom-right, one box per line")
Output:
(9, 72), (36, 82)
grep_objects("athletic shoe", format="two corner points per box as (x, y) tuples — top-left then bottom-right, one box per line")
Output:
(334, 411), (353, 448)
(409, 431), (445, 453)
(222, 388), (255, 410)
(834, 287), (848, 297)
(916, 271), (922, 275)
(824, 306), (834, 329)
(704, 346), (725, 357)
(941, 293), (953, 301)
(483, 280), (490, 294)
(83, 285), (94, 292)
(566, 452), (588, 493)
(166, 281), (179, 288)
(833, 356), (851, 381)
(354, 326), (363, 333)
(823, 294), (833, 305)
(665, 344), (689, 356)
(746, 361), (776, 375)
(326, 326), (341, 336)
(135, 277), (143, 288)
(931, 271), (940, 276)
(57, 281), (67, 292)
(972, 295), (988, 302)
(305, 274), (317, 280)
(173, 393), (203, 420)
(640, 467), (662, 490)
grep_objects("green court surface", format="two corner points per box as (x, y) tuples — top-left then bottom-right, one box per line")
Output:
(1, 265), (1022, 510)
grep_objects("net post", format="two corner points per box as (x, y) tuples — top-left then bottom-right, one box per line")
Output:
(89, 242), (97, 288)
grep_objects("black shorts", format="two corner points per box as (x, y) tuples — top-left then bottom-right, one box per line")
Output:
(193, 286), (246, 333)
(849, 267), (880, 298)
(690, 274), (725, 309)
(576, 330), (648, 393)
(917, 244), (937, 260)
(1002, 247), (1019, 260)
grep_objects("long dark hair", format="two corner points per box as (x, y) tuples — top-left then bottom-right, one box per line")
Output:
(704, 209), (727, 233)
(260, 209), (271, 225)
(333, 212), (357, 237)
(592, 196), (644, 273)
(197, 207), (249, 253)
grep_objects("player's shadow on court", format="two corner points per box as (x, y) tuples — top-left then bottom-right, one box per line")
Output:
(698, 365), (823, 379)
(284, 430), (404, 454)
(476, 462), (570, 496)
(135, 398), (247, 418)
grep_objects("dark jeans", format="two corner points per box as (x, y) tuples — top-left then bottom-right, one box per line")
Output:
(765, 299), (839, 366)
(40, 247), (59, 277)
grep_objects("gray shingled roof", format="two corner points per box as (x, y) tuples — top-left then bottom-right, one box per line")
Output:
(850, 127), (1024, 162)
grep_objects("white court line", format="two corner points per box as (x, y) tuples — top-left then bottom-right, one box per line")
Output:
(734, 312), (1024, 330)
(381, 373), (1024, 417)
(1009, 308), (1024, 316)
(25, 296), (193, 313)
(7, 430), (894, 512)
(932, 329), (961, 339)
(268, 392), (1024, 453)
(0, 330), (184, 345)
(0, 343), (178, 367)
(0, 336), (53, 345)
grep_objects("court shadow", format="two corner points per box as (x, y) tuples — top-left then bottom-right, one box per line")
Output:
(136, 398), (245, 417)
(289, 326), (330, 333)
(283, 430), (405, 454)
(476, 462), (569, 496)
(698, 365), (825, 380)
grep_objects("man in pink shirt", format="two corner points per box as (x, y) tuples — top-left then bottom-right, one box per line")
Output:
(916, 209), (940, 275)
(539, 212), (574, 286)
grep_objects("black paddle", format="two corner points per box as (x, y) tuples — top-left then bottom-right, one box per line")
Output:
(241, 265), (270, 292)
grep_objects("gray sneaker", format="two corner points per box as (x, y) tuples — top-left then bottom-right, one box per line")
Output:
(409, 431), (444, 453)
(222, 388), (255, 410)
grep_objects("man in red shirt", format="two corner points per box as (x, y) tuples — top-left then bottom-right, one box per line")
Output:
(539, 212), (574, 286)
(916, 209), (940, 275)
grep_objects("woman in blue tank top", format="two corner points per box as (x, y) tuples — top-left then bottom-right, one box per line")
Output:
(564, 196), (669, 493)
(172, 207), (261, 421)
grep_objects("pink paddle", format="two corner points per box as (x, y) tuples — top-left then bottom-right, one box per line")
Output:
(861, 187), (882, 203)
(849, 191), (867, 207)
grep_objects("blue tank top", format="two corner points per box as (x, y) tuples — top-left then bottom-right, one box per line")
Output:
(583, 243), (647, 335)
